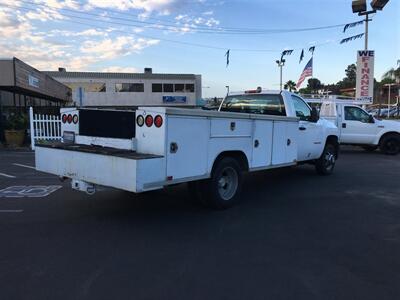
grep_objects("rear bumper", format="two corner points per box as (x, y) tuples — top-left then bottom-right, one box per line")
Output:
(35, 144), (165, 193)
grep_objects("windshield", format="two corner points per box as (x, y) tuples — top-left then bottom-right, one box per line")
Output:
(220, 94), (286, 116)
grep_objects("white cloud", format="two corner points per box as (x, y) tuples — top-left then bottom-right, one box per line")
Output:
(86, 0), (177, 15)
(80, 36), (160, 59)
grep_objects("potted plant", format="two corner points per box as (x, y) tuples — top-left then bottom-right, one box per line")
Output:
(4, 113), (28, 147)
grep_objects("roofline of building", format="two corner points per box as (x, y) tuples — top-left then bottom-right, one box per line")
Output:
(43, 71), (200, 80)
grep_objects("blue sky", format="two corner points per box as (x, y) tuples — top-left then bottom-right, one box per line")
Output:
(0, 0), (399, 97)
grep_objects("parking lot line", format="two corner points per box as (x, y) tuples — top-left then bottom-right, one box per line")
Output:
(13, 163), (35, 170)
(0, 172), (16, 178)
(0, 210), (23, 213)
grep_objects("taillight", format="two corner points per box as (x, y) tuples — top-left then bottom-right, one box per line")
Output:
(154, 115), (163, 128)
(145, 115), (153, 127)
(67, 114), (73, 124)
(62, 114), (67, 123)
(136, 115), (144, 127)
(72, 114), (79, 124)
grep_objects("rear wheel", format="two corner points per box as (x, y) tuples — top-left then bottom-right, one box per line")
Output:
(315, 143), (337, 175)
(199, 157), (243, 209)
(380, 134), (400, 155)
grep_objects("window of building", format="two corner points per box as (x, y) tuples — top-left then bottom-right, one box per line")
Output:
(152, 83), (162, 92)
(174, 84), (184, 92)
(163, 84), (174, 93)
(185, 84), (195, 93)
(115, 83), (144, 92)
(66, 83), (106, 92)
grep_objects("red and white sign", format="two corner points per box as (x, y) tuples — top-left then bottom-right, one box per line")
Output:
(356, 50), (374, 104)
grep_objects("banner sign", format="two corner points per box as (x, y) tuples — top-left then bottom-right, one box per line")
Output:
(163, 96), (187, 103)
(356, 50), (374, 103)
(28, 75), (39, 88)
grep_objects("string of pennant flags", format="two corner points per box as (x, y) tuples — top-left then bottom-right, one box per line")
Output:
(224, 19), (365, 67)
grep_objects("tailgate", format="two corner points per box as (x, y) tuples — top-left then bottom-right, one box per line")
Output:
(35, 143), (165, 192)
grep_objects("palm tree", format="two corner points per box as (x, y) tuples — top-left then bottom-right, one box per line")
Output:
(284, 80), (297, 92)
(382, 60), (400, 83)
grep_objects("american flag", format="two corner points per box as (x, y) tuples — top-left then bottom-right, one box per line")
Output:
(296, 57), (313, 89)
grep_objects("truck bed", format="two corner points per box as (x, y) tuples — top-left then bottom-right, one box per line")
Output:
(36, 142), (162, 159)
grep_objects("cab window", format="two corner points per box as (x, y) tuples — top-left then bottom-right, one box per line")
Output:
(344, 106), (370, 123)
(291, 95), (311, 121)
(221, 94), (286, 116)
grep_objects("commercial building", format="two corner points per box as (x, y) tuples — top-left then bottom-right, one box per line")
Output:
(44, 68), (202, 107)
(0, 57), (72, 142)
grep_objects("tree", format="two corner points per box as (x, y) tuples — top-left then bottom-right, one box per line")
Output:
(336, 63), (357, 90)
(382, 63), (400, 83)
(284, 80), (296, 92)
(345, 64), (357, 83)
(307, 78), (322, 92)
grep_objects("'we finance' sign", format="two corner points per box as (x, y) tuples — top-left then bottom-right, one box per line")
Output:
(356, 50), (374, 104)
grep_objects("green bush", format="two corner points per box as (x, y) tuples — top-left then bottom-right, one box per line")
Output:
(4, 113), (28, 130)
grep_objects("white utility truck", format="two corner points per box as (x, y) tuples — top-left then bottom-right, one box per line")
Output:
(314, 99), (400, 155)
(35, 89), (339, 209)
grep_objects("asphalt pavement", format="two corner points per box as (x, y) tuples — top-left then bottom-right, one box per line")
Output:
(0, 148), (399, 300)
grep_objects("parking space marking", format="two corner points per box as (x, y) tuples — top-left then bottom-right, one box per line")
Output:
(13, 163), (35, 170)
(0, 210), (23, 213)
(0, 172), (16, 178)
(0, 186), (62, 198)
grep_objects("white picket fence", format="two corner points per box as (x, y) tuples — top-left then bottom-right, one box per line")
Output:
(29, 107), (62, 150)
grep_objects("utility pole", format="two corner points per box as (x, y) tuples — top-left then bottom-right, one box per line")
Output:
(276, 59), (285, 91)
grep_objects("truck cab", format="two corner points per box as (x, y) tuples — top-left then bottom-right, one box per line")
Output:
(319, 102), (400, 155)
(220, 90), (339, 162)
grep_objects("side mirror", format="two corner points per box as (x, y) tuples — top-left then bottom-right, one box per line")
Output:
(368, 114), (375, 123)
(310, 107), (320, 123)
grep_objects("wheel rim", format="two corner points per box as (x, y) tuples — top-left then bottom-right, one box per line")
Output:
(385, 139), (400, 154)
(324, 148), (336, 171)
(217, 167), (238, 201)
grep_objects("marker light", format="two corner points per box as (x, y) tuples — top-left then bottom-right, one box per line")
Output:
(67, 114), (73, 124)
(145, 115), (153, 127)
(72, 114), (79, 124)
(62, 114), (67, 123)
(154, 115), (163, 128)
(137, 115), (144, 127)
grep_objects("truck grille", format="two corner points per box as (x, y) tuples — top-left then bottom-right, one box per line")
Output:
(79, 109), (136, 139)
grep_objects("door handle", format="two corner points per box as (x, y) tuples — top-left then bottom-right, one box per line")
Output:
(342, 123), (347, 128)
(299, 127), (306, 131)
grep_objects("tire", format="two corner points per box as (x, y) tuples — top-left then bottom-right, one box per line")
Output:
(380, 134), (400, 155)
(362, 145), (378, 152)
(315, 143), (337, 175)
(199, 157), (243, 209)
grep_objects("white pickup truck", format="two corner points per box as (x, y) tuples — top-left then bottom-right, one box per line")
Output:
(35, 89), (339, 209)
(318, 101), (400, 155)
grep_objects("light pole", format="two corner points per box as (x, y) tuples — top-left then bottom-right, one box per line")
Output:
(225, 85), (230, 96)
(352, 0), (390, 50)
(276, 59), (285, 91)
(385, 83), (396, 118)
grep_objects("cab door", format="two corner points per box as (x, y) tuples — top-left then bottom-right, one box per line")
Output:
(340, 106), (379, 144)
(291, 95), (324, 161)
